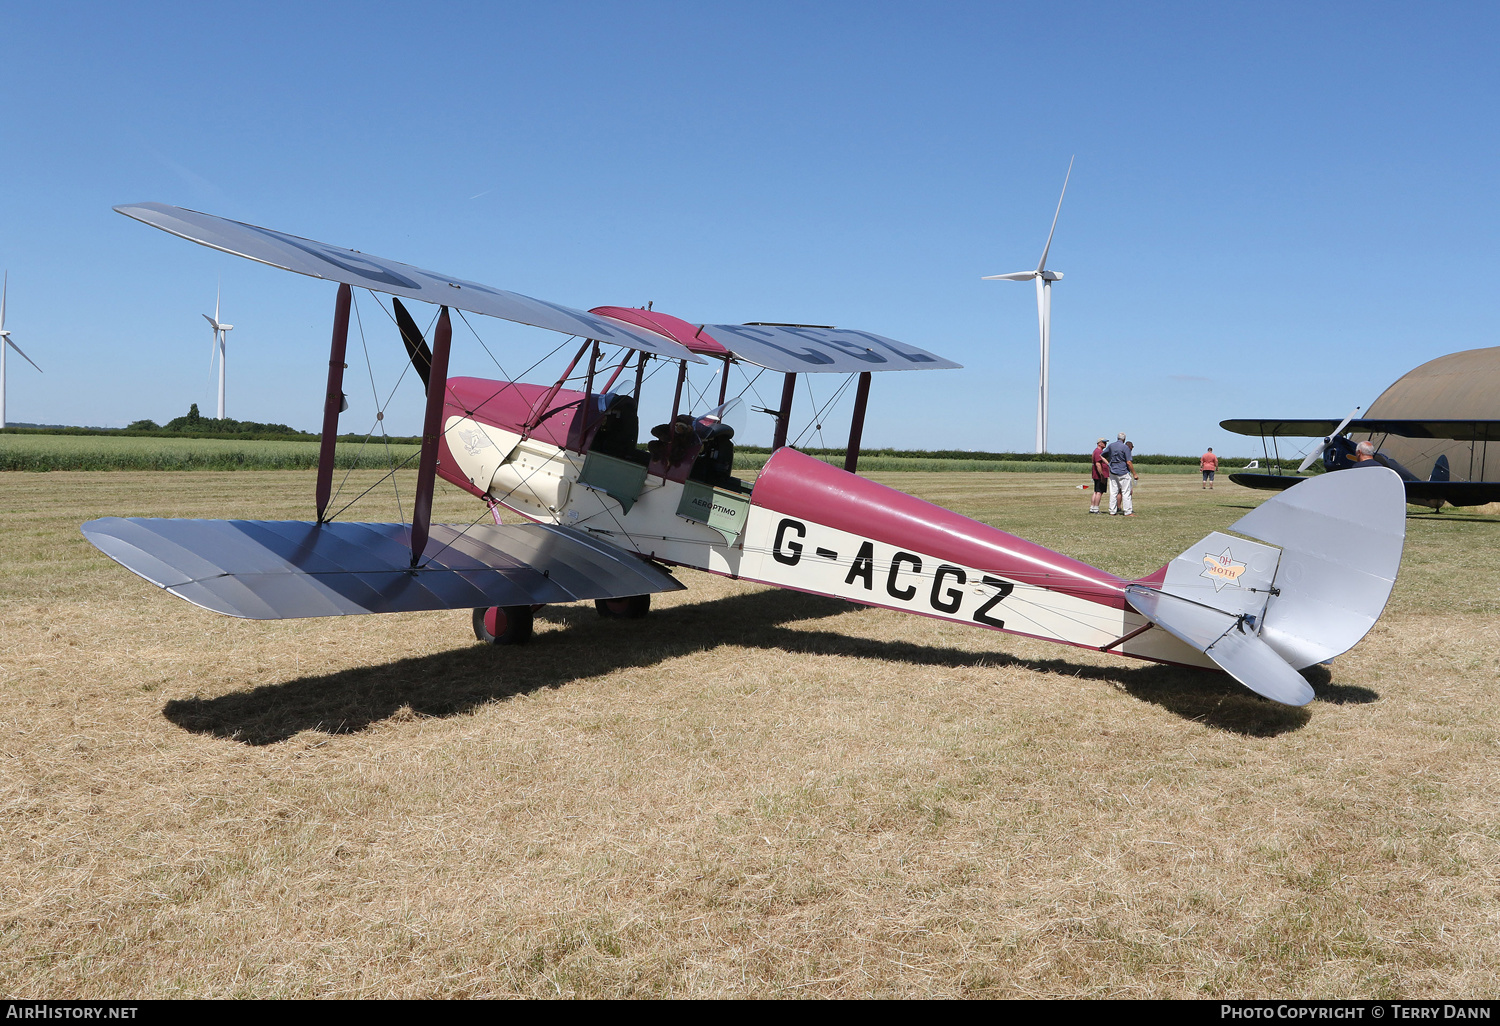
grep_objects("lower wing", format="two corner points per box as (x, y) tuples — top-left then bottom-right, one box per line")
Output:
(81, 518), (681, 619)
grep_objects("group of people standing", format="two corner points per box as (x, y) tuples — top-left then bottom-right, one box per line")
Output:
(1087, 438), (1224, 514)
(1089, 433), (1138, 515)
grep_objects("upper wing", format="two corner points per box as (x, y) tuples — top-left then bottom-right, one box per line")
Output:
(81, 517), (683, 620)
(699, 323), (962, 373)
(1221, 417), (1500, 442)
(587, 307), (960, 373)
(1219, 418), (1345, 437)
(1350, 419), (1500, 441)
(115, 202), (706, 364)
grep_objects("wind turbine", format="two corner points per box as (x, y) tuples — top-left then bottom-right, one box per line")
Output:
(985, 156), (1073, 453)
(0, 272), (44, 429)
(203, 286), (234, 419)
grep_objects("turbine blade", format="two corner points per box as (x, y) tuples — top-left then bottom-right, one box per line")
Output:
(392, 297), (433, 392)
(1, 271), (7, 332)
(1036, 155), (1074, 273)
(982, 271), (1038, 281)
(7, 337), (42, 373)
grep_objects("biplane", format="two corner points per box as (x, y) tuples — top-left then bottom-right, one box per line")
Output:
(1222, 347), (1500, 510)
(84, 203), (1410, 708)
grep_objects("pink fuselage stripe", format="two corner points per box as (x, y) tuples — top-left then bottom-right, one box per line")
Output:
(749, 448), (1131, 611)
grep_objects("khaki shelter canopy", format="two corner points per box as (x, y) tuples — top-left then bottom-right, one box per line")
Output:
(1359, 346), (1500, 482)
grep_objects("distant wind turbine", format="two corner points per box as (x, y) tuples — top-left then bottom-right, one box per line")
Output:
(203, 286), (234, 419)
(0, 272), (44, 429)
(984, 156), (1073, 453)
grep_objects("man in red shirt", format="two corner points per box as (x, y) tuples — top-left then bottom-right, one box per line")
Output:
(1200, 447), (1219, 490)
(1089, 437), (1108, 513)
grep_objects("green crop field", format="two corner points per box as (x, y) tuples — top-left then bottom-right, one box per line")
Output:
(0, 433), (421, 471)
(0, 432), (1203, 475)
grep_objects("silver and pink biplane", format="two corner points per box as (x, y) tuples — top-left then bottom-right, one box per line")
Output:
(84, 204), (1408, 709)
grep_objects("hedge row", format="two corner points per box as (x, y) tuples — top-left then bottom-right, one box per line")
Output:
(738, 446), (1256, 468)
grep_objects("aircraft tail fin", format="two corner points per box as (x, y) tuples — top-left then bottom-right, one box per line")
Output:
(1125, 467), (1406, 705)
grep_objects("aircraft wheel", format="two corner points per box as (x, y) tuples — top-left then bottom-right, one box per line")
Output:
(594, 594), (651, 619)
(473, 605), (534, 645)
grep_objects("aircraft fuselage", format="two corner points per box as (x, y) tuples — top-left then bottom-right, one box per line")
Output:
(437, 378), (1213, 671)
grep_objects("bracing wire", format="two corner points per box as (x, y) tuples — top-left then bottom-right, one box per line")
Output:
(685, 366), (721, 414)
(791, 373), (856, 449)
(326, 450), (420, 524)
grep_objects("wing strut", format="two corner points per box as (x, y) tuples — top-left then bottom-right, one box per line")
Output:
(844, 371), (872, 473)
(670, 358), (687, 422)
(315, 283), (352, 523)
(631, 352), (647, 402)
(771, 372), (797, 451)
(525, 338), (591, 435)
(410, 306), (453, 567)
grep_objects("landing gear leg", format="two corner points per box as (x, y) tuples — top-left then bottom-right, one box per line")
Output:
(473, 605), (535, 645)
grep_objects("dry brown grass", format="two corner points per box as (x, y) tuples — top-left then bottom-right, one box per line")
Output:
(1, 470), (1497, 998)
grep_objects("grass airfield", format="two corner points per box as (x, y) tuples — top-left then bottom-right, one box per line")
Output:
(1, 469), (1497, 998)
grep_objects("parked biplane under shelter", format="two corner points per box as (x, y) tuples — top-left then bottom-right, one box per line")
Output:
(1222, 346), (1500, 509)
(84, 203), (1410, 708)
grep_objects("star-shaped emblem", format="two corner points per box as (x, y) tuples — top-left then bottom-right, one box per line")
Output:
(1200, 547), (1247, 592)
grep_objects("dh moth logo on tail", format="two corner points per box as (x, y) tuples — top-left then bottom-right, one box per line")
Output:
(1200, 547), (1248, 592)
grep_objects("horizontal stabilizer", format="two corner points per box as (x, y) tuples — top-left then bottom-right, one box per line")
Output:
(81, 518), (682, 620)
(1197, 623), (1317, 707)
(1125, 467), (1407, 705)
(1123, 586), (1314, 706)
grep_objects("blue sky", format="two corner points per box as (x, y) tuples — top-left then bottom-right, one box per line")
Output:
(1, 1), (1495, 456)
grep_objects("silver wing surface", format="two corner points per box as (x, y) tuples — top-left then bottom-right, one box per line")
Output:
(81, 518), (683, 620)
(700, 323), (962, 373)
(114, 203), (705, 364)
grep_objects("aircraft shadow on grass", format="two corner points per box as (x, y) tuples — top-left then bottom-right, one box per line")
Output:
(162, 587), (1374, 746)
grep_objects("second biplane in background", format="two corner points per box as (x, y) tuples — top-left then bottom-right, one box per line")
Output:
(1223, 346), (1500, 509)
(84, 204), (1410, 708)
